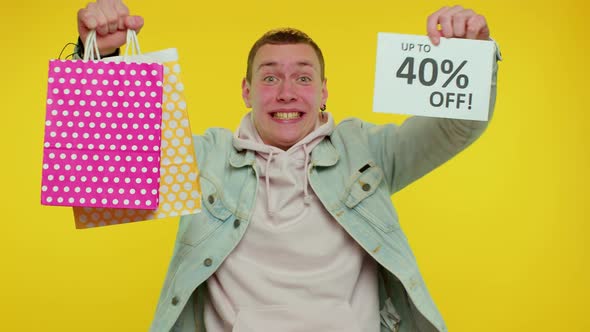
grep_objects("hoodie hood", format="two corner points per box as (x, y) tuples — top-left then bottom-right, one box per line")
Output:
(233, 111), (334, 218)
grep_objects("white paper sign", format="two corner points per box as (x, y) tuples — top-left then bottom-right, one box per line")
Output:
(373, 33), (496, 121)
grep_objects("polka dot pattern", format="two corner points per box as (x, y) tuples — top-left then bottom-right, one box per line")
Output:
(73, 59), (201, 228)
(41, 59), (164, 209)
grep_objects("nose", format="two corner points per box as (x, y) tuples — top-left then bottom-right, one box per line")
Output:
(276, 80), (297, 103)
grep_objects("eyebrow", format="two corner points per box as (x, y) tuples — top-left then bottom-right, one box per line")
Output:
(256, 61), (315, 72)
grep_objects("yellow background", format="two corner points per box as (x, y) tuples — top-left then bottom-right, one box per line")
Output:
(0, 0), (587, 331)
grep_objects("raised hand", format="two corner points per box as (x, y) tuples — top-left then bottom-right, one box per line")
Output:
(77, 0), (143, 55)
(427, 5), (490, 45)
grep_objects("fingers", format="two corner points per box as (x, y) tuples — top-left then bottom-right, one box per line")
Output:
(77, 5), (97, 36)
(78, 0), (133, 37)
(95, 0), (119, 35)
(115, 1), (129, 30)
(426, 5), (490, 45)
(124, 15), (144, 33)
(77, 0), (143, 55)
(452, 9), (475, 38)
(466, 14), (489, 40)
(426, 6), (447, 45)
(438, 5), (464, 38)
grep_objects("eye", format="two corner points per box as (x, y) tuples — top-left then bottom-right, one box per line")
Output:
(263, 76), (277, 83)
(297, 76), (312, 83)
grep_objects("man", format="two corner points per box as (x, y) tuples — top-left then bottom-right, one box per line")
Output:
(76, 1), (499, 331)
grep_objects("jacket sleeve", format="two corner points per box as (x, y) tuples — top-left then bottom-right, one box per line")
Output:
(368, 53), (499, 195)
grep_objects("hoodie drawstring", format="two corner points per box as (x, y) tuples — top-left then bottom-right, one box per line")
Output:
(303, 144), (312, 205)
(266, 146), (312, 217)
(266, 150), (275, 216)
(233, 112), (334, 218)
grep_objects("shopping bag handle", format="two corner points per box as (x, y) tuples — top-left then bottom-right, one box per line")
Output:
(83, 30), (101, 60)
(123, 29), (142, 57)
(83, 29), (142, 61)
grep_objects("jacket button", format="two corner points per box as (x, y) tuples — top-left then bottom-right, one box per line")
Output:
(233, 219), (241, 228)
(171, 296), (179, 306)
(204, 258), (213, 266)
(362, 183), (371, 192)
(207, 195), (215, 204)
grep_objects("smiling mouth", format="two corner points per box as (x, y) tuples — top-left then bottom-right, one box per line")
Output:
(271, 112), (303, 120)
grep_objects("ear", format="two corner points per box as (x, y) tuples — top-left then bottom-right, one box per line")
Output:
(321, 77), (328, 106)
(242, 78), (252, 108)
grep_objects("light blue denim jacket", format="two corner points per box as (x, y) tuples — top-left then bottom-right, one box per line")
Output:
(150, 57), (499, 332)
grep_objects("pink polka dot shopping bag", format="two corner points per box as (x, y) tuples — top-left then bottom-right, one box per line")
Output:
(41, 30), (164, 210)
(73, 48), (201, 228)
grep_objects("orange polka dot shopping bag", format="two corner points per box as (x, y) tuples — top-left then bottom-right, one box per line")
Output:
(72, 47), (201, 228)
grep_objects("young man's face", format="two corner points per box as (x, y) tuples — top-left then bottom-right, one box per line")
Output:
(242, 43), (328, 150)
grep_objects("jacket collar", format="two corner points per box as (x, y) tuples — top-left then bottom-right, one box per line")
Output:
(229, 137), (339, 168)
(229, 148), (256, 168)
(311, 137), (339, 167)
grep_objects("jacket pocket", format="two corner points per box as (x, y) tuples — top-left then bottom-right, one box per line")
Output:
(180, 176), (232, 247)
(342, 162), (400, 233)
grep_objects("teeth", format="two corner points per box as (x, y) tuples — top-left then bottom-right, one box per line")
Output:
(273, 112), (301, 120)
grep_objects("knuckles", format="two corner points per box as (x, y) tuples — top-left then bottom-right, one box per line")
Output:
(426, 5), (486, 38)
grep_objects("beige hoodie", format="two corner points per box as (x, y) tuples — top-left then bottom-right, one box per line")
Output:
(203, 112), (380, 331)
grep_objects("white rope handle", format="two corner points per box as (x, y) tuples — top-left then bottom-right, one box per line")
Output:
(83, 30), (101, 60)
(124, 29), (142, 58)
(83, 29), (141, 61)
